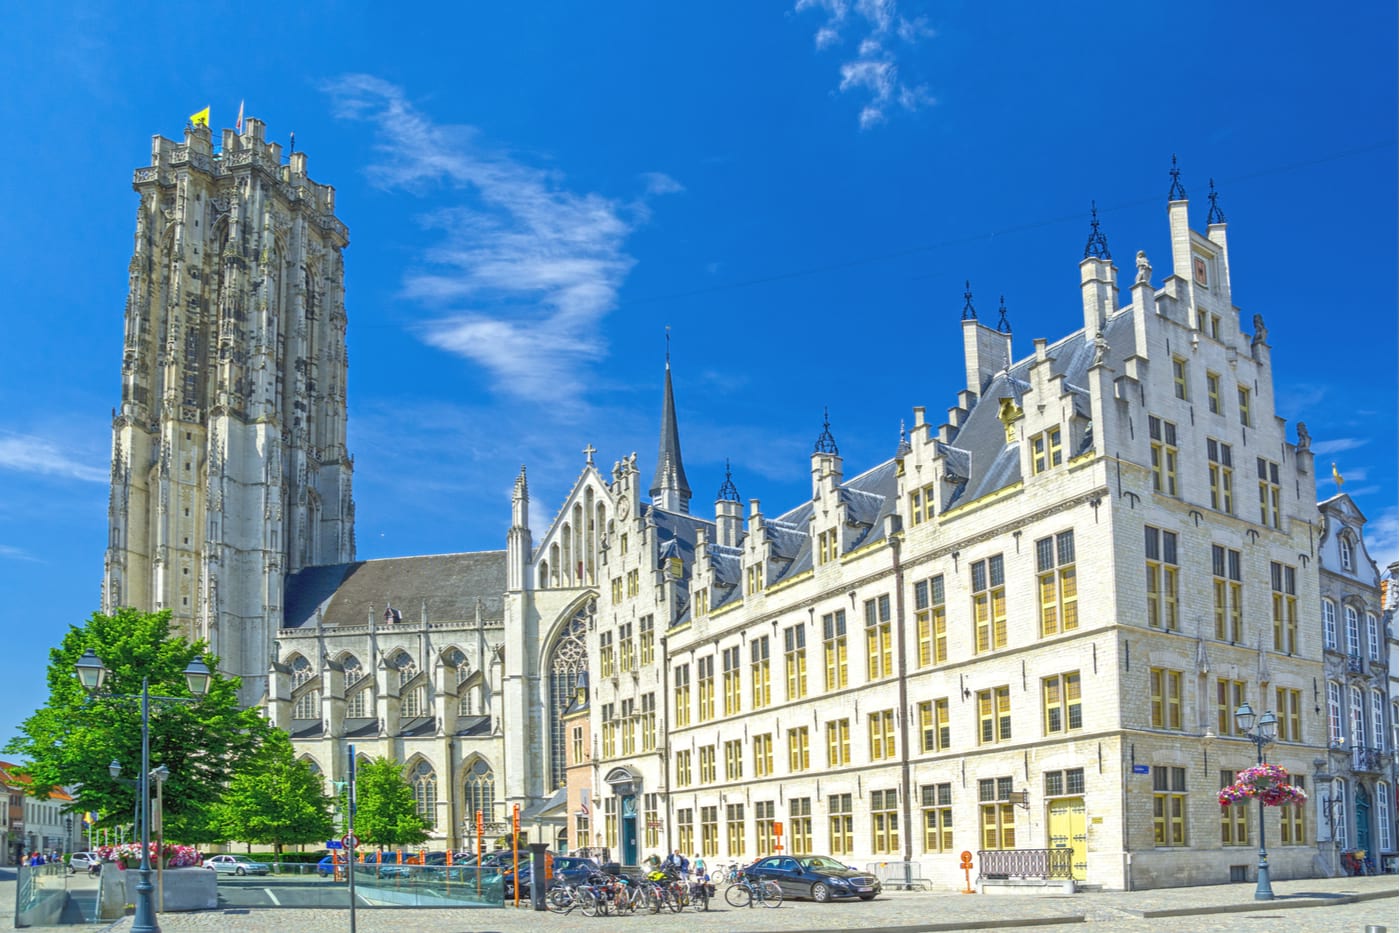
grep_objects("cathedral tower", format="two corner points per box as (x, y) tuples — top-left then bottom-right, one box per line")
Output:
(103, 117), (355, 705)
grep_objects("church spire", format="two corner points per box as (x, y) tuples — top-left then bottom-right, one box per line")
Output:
(650, 345), (692, 514)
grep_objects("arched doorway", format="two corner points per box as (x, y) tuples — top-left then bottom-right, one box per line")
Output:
(604, 766), (642, 866)
(1354, 784), (1372, 856)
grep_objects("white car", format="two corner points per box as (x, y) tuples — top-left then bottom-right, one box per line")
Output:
(68, 851), (100, 872)
(205, 854), (271, 876)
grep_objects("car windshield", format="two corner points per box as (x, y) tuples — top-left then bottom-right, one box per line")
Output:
(800, 856), (847, 871)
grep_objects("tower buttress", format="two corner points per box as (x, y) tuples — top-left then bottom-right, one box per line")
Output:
(103, 116), (354, 707)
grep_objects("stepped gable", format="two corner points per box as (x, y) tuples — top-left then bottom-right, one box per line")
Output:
(944, 309), (1131, 508)
(282, 551), (507, 629)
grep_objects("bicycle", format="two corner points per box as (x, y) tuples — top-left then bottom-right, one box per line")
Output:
(723, 873), (783, 908)
(716, 862), (743, 887)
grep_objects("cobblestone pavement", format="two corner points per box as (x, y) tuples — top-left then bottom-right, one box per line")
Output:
(2, 870), (1394, 933)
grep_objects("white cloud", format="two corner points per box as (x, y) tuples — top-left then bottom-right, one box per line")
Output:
(1311, 436), (1367, 456)
(797, 0), (934, 128)
(0, 544), (41, 562)
(1365, 505), (1398, 572)
(324, 75), (678, 404)
(0, 433), (106, 483)
(642, 172), (685, 196)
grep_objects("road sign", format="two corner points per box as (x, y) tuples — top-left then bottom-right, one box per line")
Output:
(1132, 764), (1150, 775)
(341, 833), (359, 849)
(326, 839), (344, 850)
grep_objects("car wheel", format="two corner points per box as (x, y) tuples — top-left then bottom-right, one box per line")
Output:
(811, 881), (831, 902)
(235, 867), (246, 876)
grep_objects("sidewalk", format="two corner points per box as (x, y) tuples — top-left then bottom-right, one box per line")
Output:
(6, 871), (1394, 933)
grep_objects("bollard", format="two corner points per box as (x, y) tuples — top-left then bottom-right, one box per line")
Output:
(1364, 926), (1386, 933)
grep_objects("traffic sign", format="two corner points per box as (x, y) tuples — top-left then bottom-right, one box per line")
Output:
(341, 833), (360, 849)
(326, 839), (344, 850)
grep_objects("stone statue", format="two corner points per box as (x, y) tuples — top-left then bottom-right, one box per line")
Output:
(1135, 250), (1152, 285)
(1093, 330), (1110, 365)
(1252, 313), (1268, 346)
(1296, 422), (1311, 451)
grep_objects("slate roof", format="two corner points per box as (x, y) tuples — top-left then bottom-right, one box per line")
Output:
(282, 551), (508, 629)
(942, 310), (1129, 508)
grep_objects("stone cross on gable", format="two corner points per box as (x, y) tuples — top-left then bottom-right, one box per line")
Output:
(583, 444), (596, 466)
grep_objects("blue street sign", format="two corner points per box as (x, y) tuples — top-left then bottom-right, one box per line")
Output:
(1132, 764), (1150, 774)
(326, 840), (344, 849)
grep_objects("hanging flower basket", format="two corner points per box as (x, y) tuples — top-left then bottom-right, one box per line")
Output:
(1217, 763), (1308, 807)
(95, 842), (204, 870)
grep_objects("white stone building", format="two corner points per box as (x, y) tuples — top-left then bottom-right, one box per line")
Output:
(1313, 495), (1396, 872)
(566, 177), (1329, 890)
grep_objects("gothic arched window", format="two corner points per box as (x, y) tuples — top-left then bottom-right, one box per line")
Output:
(464, 759), (495, 824)
(290, 655), (313, 688)
(410, 761), (437, 828)
(342, 655), (365, 692)
(394, 651), (417, 687)
(546, 605), (590, 790)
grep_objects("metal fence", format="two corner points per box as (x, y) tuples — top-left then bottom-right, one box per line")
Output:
(865, 861), (933, 890)
(976, 848), (1074, 880)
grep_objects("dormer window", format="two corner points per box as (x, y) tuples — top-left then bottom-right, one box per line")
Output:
(746, 563), (764, 595)
(1340, 536), (1354, 571)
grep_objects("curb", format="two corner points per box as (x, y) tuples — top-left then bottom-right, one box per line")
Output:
(1130, 885), (1397, 920)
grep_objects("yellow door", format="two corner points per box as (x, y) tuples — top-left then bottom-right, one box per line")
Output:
(1047, 798), (1087, 880)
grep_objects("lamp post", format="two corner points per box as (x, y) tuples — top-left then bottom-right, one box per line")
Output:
(64, 816), (72, 857)
(75, 649), (210, 933)
(1233, 702), (1278, 901)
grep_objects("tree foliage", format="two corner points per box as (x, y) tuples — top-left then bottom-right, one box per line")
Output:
(352, 757), (428, 849)
(210, 730), (333, 855)
(4, 607), (270, 842)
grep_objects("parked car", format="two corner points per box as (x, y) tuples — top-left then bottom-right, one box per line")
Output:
(501, 855), (594, 898)
(316, 855), (345, 877)
(68, 852), (100, 873)
(744, 855), (881, 901)
(205, 854), (271, 876)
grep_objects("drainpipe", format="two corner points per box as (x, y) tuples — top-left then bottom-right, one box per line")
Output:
(890, 532), (914, 867)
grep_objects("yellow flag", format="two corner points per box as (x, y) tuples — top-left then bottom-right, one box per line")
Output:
(1332, 462), (1344, 487)
(189, 106), (210, 127)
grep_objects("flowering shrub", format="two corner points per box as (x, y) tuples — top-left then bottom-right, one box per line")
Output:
(94, 843), (202, 867)
(1217, 763), (1308, 807)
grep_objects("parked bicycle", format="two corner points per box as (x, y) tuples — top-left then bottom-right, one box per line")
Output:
(723, 871), (782, 908)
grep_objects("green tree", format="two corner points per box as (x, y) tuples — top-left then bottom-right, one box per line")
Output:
(5, 607), (270, 842)
(352, 757), (429, 849)
(210, 730), (334, 857)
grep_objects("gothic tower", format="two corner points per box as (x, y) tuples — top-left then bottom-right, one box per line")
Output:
(103, 117), (355, 706)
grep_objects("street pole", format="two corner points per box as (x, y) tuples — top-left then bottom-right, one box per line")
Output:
(131, 677), (157, 933)
(347, 744), (357, 933)
(1252, 736), (1272, 901)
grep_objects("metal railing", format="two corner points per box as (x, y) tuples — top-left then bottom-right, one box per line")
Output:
(976, 848), (1074, 881)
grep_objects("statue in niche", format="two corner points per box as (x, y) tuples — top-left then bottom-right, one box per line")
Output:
(1252, 314), (1268, 346)
(1296, 422), (1311, 451)
(1135, 250), (1152, 285)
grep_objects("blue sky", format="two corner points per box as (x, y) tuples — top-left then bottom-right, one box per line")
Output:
(1, 1), (1395, 754)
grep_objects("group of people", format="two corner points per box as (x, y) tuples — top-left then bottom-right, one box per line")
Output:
(660, 848), (707, 880)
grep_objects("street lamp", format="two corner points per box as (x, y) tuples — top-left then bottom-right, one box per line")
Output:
(1233, 702), (1278, 901)
(65, 816), (72, 855)
(75, 649), (210, 933)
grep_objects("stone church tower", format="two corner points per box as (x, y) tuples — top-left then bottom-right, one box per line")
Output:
(103, 117), (355, 706)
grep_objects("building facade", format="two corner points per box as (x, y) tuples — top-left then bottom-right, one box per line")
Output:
(1314, 495), (1396, 872)
(563, 183), (1330, 890)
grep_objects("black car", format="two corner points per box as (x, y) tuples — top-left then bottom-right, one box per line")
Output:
(745, 855), (882, 902)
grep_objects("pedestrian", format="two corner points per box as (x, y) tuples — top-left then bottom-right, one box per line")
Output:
(692, 853), (706, 879)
